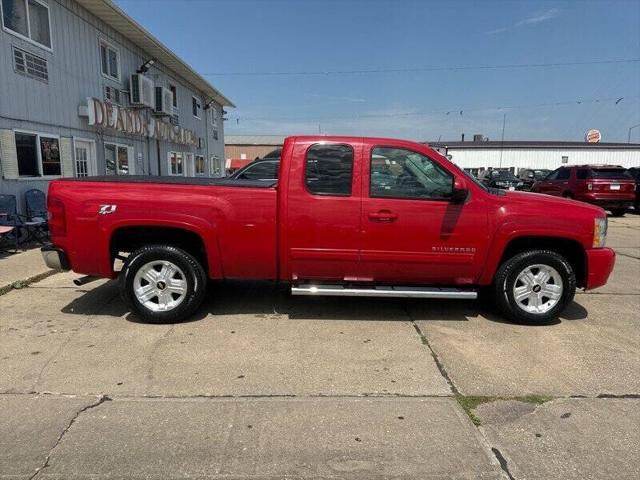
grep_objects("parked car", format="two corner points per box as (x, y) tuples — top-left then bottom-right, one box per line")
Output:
(518, 169), (552, 191)
(42, 136), (615, 325)
(531, 165), (636, 216)
(481, 170), (525, 190)
(628, 167), (640, 211)
(229, 158), (279, 182)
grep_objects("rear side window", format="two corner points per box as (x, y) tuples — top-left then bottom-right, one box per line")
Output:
(587, 168), (633, 180)
(556, 169), (570, 180)
(576, 169), (589, 180)
(305, 144), (353, 196)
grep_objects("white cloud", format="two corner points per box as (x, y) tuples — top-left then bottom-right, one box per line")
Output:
(486, 8), (560, 35)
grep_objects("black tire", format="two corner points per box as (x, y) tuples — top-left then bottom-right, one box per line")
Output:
(610, 209), (626, 217)
(493, 250), (576, 325)
(562, 191), (573, 199)
(119, 245), (207, 324)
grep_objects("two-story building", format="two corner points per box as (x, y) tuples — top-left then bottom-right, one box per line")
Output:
(0, 0), (234, 212)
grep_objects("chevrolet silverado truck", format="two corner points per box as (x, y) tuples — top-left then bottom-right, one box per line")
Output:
(42, 136), (615, 325)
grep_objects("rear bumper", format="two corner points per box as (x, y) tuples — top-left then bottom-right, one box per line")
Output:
(577, 194), (634, 209)
(41, 245), (70, 271)
(585, 247), (615, 290)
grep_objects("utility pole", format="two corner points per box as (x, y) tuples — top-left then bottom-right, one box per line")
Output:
(628, 123), (640, 143)
(499, 113), (506, 168)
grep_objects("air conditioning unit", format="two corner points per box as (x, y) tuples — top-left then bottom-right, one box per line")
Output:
(129, 73), (154, 108)
(153, 86), (173, 116)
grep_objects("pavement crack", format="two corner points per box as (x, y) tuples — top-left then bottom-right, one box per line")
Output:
(597, 393), (640, 399)
(29, 395), (111, 480)
(145, 325), (175, 387)
(491, 447), (516, 480)
(401, 303), (458, 395)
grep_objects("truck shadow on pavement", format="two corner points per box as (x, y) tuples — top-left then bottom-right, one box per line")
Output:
(60, 279), (589, 326)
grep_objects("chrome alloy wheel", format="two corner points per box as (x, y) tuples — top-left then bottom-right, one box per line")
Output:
(133, 260), (187, 312)
(512, 264), (563, 314)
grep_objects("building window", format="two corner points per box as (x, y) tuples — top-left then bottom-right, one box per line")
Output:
(14, 131), (60, 177)
(105, 143), (129, 175)
(104, 85), (123, 105)
(1, 0), (52, 49)
(195, 155), (205, 175)
(192, 96), (200, 118)
(13, 46), (48, 82)
(168, 151), (184, 175)
(305, 144), (353, 196)
(210, 155), (220, 176)
(170, 84), (177, 109)
(99, 38), (120, 80)
(210, 107), (218, 140)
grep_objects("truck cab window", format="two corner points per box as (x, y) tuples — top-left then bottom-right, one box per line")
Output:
(370, 147), (453, 200)
(305, 144), (353, 196)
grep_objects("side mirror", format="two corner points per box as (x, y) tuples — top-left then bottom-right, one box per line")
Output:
(451, 177), (469, 204)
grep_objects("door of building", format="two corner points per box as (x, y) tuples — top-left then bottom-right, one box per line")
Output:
(185, 153), (195, 177)
(74, 140), (97, 177)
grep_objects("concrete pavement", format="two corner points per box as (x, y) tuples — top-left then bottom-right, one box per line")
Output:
(0, 214), (638, 479)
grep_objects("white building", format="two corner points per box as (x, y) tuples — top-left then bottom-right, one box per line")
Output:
(429, 140), (640, 175)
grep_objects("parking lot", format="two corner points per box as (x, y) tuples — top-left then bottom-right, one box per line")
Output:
(0, 215), (638, 479)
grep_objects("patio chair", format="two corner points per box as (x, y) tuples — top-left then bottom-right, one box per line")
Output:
(24, 189), (49, 244)
(0, 194), (22, 252)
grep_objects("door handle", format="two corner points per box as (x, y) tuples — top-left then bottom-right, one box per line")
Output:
(368, 210), (398, 222)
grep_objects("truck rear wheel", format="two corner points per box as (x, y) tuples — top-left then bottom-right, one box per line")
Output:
(120, 245), (207, 324)
(493, 250), (576, 325)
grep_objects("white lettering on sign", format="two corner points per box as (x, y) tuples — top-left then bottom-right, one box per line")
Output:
(85, 97), (198, 147)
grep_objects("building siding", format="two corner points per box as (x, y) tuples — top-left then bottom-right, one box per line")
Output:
(0, 0), (227, 211)
(442, 148), (640, 171)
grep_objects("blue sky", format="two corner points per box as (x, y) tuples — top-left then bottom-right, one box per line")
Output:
(116, 0), (640, 142)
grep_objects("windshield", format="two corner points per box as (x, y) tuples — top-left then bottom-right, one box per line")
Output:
(588, 168), (632, 180)
(493, 171), (518, 181)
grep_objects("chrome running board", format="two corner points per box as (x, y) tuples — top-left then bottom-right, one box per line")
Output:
(291, 284), (477, 300)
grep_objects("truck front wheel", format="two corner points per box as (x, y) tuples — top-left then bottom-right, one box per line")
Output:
(120, 245), (207, 324)
(493, 250), (576, 325)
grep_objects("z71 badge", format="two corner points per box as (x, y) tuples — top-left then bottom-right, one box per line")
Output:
(98, 204), (117, 215)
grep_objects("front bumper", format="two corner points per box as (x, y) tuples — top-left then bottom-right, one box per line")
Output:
(41, 245), (70, 271)
(585, 247), (615, 290)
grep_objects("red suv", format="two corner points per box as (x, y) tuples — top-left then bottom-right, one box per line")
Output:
(532, 165), (636, 216)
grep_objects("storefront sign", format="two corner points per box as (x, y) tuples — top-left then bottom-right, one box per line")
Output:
(84, 97), (198, 147)
(585, 129), (601, 143)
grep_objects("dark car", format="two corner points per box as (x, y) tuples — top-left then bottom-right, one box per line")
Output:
(229, 158), (280, 182)
(531, 165), (636, 216)
(481, 170), (525, 190)
(518, 169), (551, 191)
(628, 167), (640, 210)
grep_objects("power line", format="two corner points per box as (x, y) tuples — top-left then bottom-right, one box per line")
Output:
(230, 95), (637, 123)
(204, 59), (640, 77)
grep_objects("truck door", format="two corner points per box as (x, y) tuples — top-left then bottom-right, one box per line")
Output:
(359, 144), (488, 285)
(284, 139), (363, 282)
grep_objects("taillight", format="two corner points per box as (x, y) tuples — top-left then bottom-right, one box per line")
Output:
(47, 197), (66, 236)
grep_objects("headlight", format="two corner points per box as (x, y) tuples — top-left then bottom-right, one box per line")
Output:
(593, 217), (608, 248)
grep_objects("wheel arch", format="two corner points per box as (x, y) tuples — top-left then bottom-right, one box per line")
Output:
(109, 224), (220, 278)
(493, 236), (586, 288)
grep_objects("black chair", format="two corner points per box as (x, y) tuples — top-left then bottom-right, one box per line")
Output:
(24, 189), (48, 244)
(0, 194), (23, 252)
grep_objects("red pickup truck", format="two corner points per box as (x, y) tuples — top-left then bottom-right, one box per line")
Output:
(42, 136), (615, 325)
